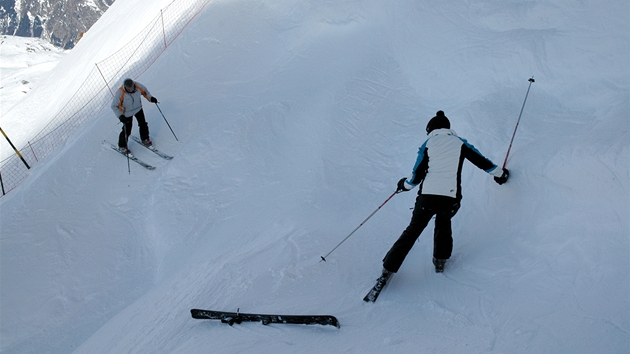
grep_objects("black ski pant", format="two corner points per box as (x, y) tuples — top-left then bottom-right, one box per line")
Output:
(118, 109), (149, 148)
(382, 194), (460, 273)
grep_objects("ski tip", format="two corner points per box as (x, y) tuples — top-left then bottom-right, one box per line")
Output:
(190, 309), (203, 319)
(332, 318), (341, 328)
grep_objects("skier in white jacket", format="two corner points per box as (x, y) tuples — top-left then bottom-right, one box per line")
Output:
(381, 110), (509, 276)
(111, 78), (158, 153)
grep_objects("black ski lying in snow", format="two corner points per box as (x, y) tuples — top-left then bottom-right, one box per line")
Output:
(190, 309), (340, 328)
(104, 141), (155, 170)
(363, 272), (392, 303)
(130, 136), (173, 160)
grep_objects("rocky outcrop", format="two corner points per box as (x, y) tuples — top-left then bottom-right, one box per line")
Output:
(0, 0), (115, 49)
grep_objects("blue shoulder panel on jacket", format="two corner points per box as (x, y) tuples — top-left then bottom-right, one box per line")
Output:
(408, 140), (428, 185)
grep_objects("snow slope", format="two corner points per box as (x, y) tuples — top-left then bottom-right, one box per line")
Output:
(0, 35), (67, 114)
(0, 0), (178, 156)
(1, 0), (628, 353)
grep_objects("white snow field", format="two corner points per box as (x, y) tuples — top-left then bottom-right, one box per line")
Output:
(0, 35), (67, 115)
(0, 0), (628, 353)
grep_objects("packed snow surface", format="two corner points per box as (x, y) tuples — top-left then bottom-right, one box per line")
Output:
(0, 35), (67, 115)
(1, 0), (628, 353)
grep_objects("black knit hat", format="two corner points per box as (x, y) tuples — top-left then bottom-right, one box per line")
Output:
(123, 78), (135, 90)
(425, 110), (450, 134)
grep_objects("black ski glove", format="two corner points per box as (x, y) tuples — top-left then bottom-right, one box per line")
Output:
(397, 177), (411, 192)
(118, 115), (126, 123)
(494, 168), (509, 185)
(150, 97), (158, 103)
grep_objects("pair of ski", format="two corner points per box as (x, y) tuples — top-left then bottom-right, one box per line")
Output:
(190, 277), (387, 331)
(104, 136), (173, 170)
(190, 276), (388, 331)
(190, 274), (394, 330)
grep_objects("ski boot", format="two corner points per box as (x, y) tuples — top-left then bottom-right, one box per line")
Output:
(433, 257), (446, 273)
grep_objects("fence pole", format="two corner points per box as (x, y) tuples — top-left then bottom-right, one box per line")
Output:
(161, 10), (168, 49)
(28, 141), (39, 162)
(0, 127), (30, 170)
(0, 170), (5, 195)
(95, 63), (114, 97)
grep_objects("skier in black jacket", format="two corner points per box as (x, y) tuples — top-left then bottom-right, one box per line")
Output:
(382, 110), (509, 278)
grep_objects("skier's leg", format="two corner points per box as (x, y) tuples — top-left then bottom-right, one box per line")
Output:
(433, 198), (460, 260)
(135, 109), (150, 141)
(383, 195), (435, 273)
(118, 118), (133, 148)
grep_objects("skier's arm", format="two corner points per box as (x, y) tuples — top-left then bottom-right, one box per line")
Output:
(460, 139), (503, 177)
(111, 89), (124, 117)
(135, 82), (157, 102)
(401, 142), (429, 190)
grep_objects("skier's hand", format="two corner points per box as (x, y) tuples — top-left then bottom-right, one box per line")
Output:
(118, 115), (126, 123)
(397, 177), (411, 192)
(494, 168), (509, 185)
(150, 97), (158, 103)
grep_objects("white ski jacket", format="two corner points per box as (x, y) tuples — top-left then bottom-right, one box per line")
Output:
(402, 128), (504, 199)
(111, 81), (153, 118)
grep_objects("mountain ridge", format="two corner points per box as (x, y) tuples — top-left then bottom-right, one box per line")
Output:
(0, 0), (114, 49)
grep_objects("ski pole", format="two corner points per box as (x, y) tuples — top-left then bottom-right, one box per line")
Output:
(123, 122), (130, 174)
(502, 77), (535, 169)
(155, 103), (179, 141)
(320, 191), (398, 262)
